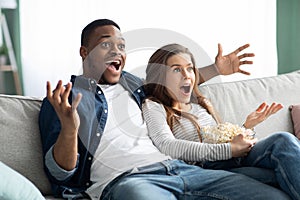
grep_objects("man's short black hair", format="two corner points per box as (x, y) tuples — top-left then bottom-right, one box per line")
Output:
(81, 19), (121, 46)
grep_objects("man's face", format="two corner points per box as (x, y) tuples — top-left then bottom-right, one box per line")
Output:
(82, 25), (126, 84)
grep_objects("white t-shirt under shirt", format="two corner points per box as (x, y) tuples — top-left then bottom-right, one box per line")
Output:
(86, 84), (170, 199)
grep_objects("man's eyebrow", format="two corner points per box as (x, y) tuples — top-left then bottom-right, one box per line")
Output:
(100, 34), (125, 41)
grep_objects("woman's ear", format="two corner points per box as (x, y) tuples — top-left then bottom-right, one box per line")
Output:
(79, 46), (88, 59)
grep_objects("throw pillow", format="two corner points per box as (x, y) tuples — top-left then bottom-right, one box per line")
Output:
(289, 104), (300, 139)
(0, 162), (45, 200)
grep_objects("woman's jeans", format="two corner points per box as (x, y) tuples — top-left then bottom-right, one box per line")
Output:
(101, 159), (290, 200)
(203, 132), (300, 200)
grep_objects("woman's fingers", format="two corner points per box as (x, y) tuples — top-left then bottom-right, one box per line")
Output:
(256, 103), (283, 123)
(265, 103), (283, 117)
(256, 102), (267, 112)
(272, 103), (283, 113)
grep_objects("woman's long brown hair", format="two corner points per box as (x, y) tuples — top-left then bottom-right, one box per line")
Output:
(144, 43), (221, 141)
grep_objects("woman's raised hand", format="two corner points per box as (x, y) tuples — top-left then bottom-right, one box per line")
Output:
(243, 102), (283, 129)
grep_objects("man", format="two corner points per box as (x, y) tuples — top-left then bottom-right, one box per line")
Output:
(39, 19), (289, 199)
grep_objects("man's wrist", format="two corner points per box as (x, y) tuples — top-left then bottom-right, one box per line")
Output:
(198, 64), (220, 83)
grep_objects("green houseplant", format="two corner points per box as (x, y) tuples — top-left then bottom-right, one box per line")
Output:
(0, 44), (8, 65)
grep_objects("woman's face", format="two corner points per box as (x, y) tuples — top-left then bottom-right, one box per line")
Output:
(165, 53), (195, 107)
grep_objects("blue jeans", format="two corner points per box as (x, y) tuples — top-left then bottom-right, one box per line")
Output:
(203, 159), (278, 187)
(203, 132), (300, 200)
(101, 159), (290, 200)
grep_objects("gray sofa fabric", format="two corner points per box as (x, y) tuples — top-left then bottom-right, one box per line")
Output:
(0, 70), (299, 198)
(200, 70), (300, 139)
(0, 95), (52, 196)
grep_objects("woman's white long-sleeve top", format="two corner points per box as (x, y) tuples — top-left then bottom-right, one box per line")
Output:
(142, 99), (232, 162)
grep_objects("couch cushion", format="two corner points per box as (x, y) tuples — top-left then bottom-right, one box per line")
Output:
(289, 104), (300, 139)
(0, 94), (52, 195)
(199, 70), (300, 139)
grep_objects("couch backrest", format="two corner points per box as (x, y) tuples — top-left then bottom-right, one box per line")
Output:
(0, 94), (52, 195)
(199, 70), (300, 139)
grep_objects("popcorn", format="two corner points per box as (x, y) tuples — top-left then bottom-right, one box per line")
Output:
(200, 122), (255, 144)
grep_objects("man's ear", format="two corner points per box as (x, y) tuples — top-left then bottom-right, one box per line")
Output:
(80, 46), (88, 59)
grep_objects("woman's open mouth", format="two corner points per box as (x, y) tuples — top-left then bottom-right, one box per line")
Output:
(180, 85), (191, 95)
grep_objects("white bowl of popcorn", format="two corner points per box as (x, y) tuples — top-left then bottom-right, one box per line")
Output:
(200, 122), (256, 144)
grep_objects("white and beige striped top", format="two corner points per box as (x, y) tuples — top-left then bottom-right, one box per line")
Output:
(142, 99), (232, 162)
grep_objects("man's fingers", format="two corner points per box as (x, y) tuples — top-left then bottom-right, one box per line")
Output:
(61, 82), (72, 107)
(238, 69), (251, 76)
(52, 80), (63, 100)
(234, 43), (250, 54)
(46, 81), (52, 99)
(238, 53), (255, 59)
(239, 60), (253, 65)
(216, 43), (223, 58)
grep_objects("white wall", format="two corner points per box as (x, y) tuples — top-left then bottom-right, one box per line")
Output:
(19, 0), (277, 97)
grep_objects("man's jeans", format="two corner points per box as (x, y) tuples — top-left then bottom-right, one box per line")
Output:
(203, 132), (300, 200)
(101, 159), (290, 200)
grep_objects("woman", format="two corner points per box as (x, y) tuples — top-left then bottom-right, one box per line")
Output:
(143, 43), (300, 200)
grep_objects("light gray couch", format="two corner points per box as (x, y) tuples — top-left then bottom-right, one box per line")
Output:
(0, 70), (300, 199)
(200, 70), (300, 139)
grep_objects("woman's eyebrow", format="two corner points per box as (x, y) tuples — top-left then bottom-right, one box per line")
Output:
(170, 63), (192, 68)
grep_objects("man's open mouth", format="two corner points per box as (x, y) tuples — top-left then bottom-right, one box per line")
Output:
(105, 60), (121, 71)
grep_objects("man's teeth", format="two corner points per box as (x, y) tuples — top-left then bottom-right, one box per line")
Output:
(106, 60), (120, 65)
(105, 60), (121, 71)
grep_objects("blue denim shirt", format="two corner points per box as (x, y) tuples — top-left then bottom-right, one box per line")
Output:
(39, 71), (146, 197)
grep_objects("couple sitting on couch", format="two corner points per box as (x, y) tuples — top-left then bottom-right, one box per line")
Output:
(37, 18), (300, 200)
